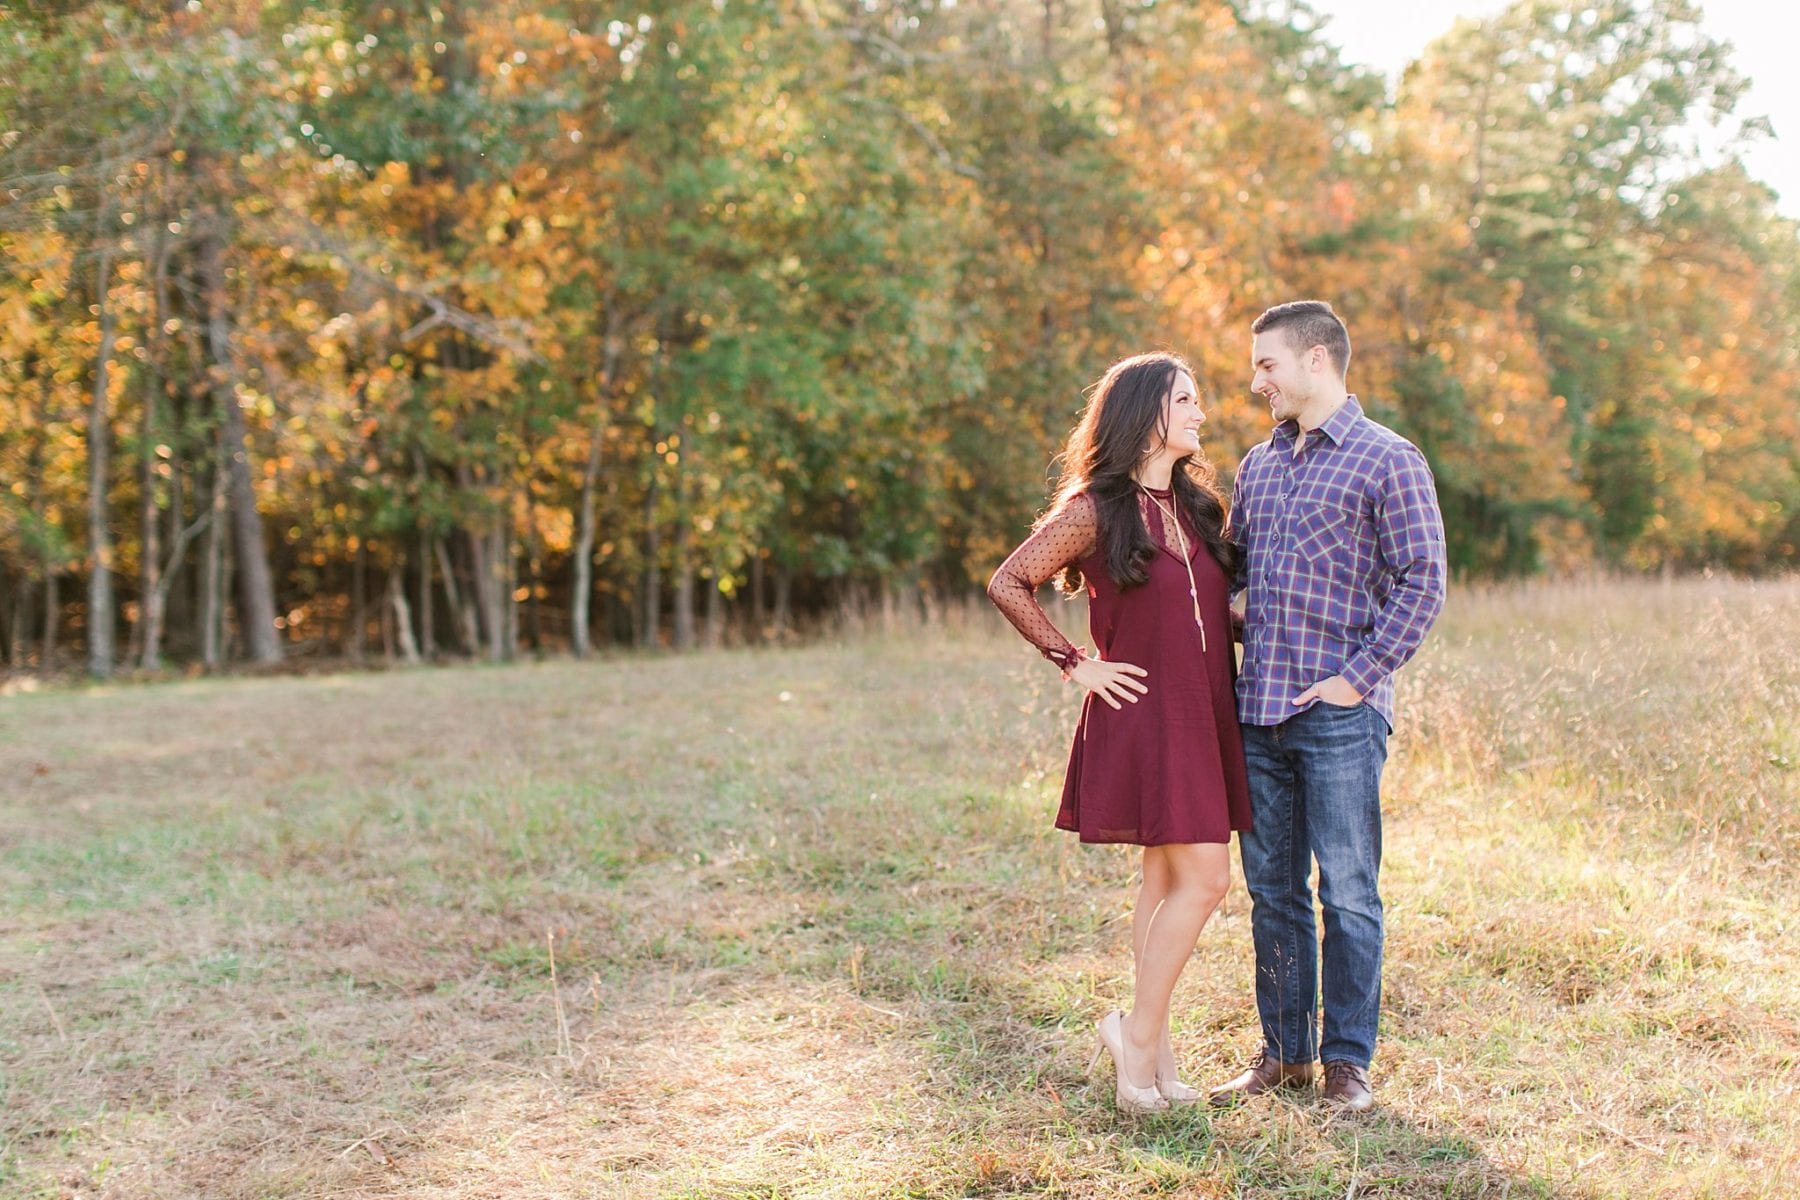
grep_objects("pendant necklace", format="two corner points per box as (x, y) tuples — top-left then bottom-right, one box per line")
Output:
(1139, 485), (1207, 652)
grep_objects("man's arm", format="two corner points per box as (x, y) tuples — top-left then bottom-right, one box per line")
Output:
(1226, 456), (1253, 643)
(1226, 450), (1254, 601)
(1338, 443), (1447, 697)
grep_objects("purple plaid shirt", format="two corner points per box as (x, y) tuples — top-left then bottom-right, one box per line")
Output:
(1230, 395), (1447, 730)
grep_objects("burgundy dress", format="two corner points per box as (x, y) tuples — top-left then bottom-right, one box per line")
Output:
(987, 487), (1251, 846)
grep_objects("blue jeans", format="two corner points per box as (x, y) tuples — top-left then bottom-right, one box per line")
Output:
(1238, 701), (1389, 1068)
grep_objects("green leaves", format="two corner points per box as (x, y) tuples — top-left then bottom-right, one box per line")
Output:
(5, 0), (1799, 669)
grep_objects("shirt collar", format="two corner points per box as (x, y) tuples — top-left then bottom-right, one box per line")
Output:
(1274, 394), (1363, 448)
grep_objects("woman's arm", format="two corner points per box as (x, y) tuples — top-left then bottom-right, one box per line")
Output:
(984, 494), (1098, 672)
(985, 494), (1148, 709)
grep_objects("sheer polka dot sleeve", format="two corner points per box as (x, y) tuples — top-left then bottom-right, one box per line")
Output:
(984, 493), (1098, 672)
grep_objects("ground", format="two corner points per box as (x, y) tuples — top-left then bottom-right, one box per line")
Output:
(2, 577), (1797, 1198)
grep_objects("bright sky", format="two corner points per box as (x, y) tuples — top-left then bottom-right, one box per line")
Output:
(1309, 0), (1800, 218)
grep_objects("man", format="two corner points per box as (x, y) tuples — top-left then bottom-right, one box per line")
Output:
(1209, 300), (1447, 1113)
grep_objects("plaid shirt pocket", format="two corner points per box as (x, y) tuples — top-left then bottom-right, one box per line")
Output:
(1291, 506), (1347, 565)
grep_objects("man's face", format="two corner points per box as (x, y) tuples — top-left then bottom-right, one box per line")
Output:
(1251, 330), (1314, 425)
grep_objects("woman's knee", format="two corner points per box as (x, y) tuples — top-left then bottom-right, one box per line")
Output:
(1194, 868), (1233, 907)
(1165, 846), (1233, 906)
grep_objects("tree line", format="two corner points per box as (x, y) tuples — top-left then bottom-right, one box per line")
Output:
(3, 0), (1797, 676)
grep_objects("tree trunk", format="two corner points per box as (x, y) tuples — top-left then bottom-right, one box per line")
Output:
(29, 367), (56, 669)
(459, 533), (483, 654)
(523, 484), (543, 653)
(386, 559), (421, 664)
(488, 526), (509, 661)
(1, 561), (12, 669)
(639, 482), (660, 649)
(8, 566), (27, 669)
(162, 418), (191, 649)
(503, 533), (519, 660)
(42, 570), (59, 669)
(217, 515), (236, 660)
(142, 510), (208, 675)
(138, 220), (173, 673)
(200, 430), (228, 670)
(571, 420), (604, 658)
(456, 463), (502, 658)
(898, 580), (923, 626)
(415, 525), (433, 659)
(200, 231), (281, 664)
(379, 559), (394, 661)
(880, 577), (898, 635)
(750, 550), (765, 635)
(571, 311), (622, 659)
(463, 527), (488, 650)
(773, 565), (792, 640)
(704, 568), (725, 650)
(434, 535), (476, 654)
(470, 520), (511, 663)
(408, 446), (434, 660)
(350, 537), (367, 661)
(136, 429), (162, 671)
(672, 516), (695, 652)
(86, 232), (117, 680)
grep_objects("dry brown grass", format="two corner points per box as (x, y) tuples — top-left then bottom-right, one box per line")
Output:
(2, 577), (1797, 1198)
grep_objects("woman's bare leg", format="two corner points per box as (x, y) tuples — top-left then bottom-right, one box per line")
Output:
(1121, 843), (1232, 1088)
(1131, 850), (1183, 1082)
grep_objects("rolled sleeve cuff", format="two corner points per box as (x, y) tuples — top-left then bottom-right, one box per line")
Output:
(1341, 652), (1387, 699)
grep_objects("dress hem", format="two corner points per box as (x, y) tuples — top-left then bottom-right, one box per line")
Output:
(1055, 821), (1246, 847)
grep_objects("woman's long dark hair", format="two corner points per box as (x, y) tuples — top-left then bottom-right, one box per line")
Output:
(1042, 351), (1239, 594)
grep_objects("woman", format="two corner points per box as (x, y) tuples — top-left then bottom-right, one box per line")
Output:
(986, 351), (1250, 1114)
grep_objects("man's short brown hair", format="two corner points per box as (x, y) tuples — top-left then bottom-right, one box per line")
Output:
(1252, 300), (1351, 378)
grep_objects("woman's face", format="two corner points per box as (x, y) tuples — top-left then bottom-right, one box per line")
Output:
(1149, 369), (1204, 458)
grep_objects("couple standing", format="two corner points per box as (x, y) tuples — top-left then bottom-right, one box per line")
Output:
(987, 300), (1447, 1115)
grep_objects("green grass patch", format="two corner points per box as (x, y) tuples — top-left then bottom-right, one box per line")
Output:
(1, 580), (1797, 1197)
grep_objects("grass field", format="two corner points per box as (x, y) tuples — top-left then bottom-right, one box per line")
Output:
(3, 578), (1798, 1199)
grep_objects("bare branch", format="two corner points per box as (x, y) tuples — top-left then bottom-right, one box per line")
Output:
(257, 215), (543, 361)
(153, 511), (212, 610)
(841, 94), (984, 182)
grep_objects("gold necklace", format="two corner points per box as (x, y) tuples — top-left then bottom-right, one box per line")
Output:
(1139, 485), (1207, 652)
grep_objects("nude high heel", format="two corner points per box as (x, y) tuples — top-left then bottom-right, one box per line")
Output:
(1088, 1010), (1169, 1115)
(1156, 1071), (1203, 1105)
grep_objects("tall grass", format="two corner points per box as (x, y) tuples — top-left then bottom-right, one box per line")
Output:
(0, 577), (1795, 1198)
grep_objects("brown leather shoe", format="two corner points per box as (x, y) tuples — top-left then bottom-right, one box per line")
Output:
(1321, 1060), (1373, 1112)
(1206, 1049), (1316, 1108)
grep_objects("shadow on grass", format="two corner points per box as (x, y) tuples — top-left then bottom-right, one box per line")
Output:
(1195, 1101), (1571, 1200)
(877, 950), (1581, 1200)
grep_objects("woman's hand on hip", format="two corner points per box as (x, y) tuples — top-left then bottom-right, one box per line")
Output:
(1068, 657), (1148, 709)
